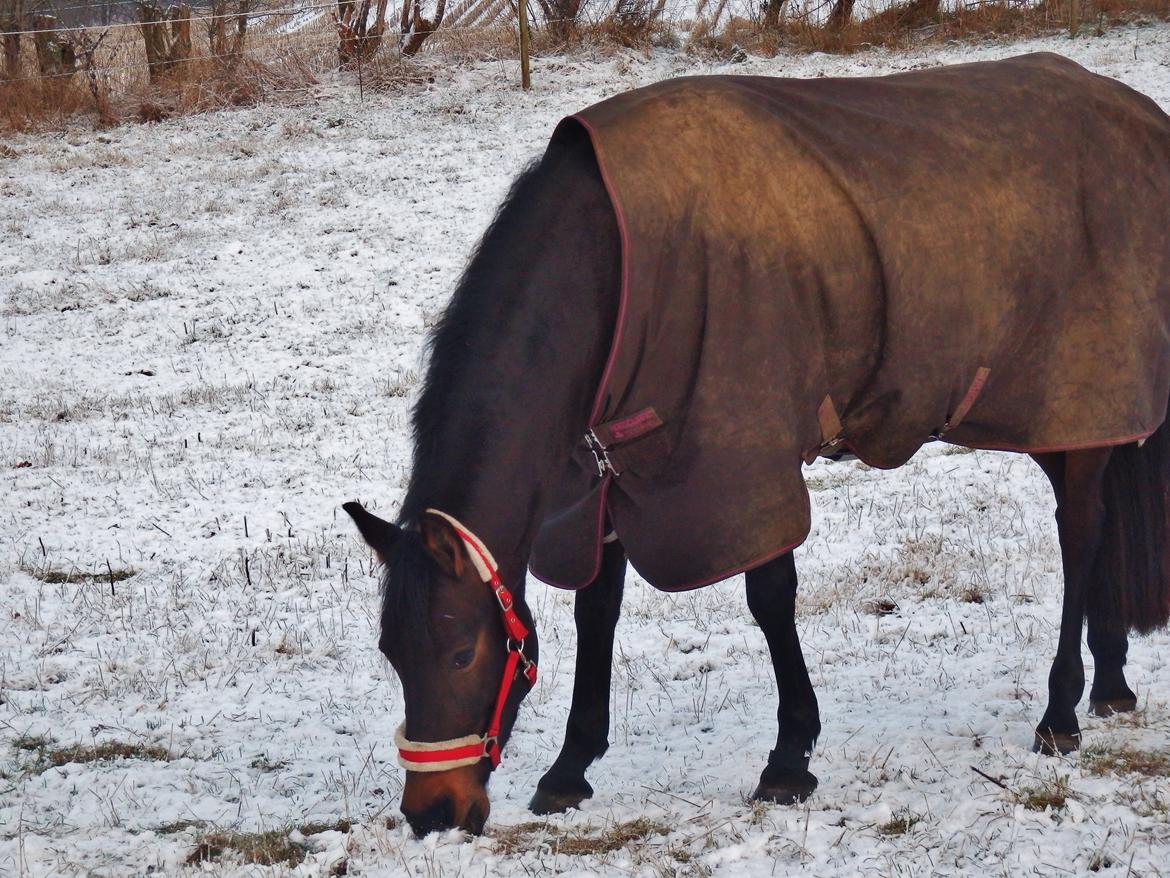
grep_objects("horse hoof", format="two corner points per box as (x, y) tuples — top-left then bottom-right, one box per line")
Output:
(528, 787), (590, 815)
(751, 770), (818, 805)
(1033, 729), (1080, 755)
(1089, 696), (1137, 717)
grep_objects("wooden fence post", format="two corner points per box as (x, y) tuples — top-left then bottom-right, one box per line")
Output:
(518, 0), (530, 89)
(1068, 0), (1079, 36)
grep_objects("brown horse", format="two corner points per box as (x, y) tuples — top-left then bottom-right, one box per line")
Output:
(345, 54), (1170, 835)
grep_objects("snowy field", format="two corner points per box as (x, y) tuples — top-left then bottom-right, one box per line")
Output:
(4, 24), (1170, 877)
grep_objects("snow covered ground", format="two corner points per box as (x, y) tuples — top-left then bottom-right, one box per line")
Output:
(4, 23), (1170, 877)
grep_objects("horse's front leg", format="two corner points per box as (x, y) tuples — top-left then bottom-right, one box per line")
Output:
(746, 552), (821, 804)
(1032, 449), (1112, 754)
(529, 537), (627, 814)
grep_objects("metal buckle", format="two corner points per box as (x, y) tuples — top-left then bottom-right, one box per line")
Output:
(494, 585), (513, 613)
(584, 429), (615, 479)
(506, 637), (525, 655)
(482, 735), (498, 757)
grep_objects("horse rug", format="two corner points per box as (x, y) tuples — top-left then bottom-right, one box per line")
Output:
(528, 53), (1170, 592)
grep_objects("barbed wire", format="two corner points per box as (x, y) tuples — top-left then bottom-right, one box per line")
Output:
(0, 9), (596, 85)
(3, 2), (384, 37)
(0, 0), (660, 37)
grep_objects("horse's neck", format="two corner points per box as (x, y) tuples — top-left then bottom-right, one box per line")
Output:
(404, 135), (620, 580)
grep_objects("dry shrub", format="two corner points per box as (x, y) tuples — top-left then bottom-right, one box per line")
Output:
(1, 18), (321, 131)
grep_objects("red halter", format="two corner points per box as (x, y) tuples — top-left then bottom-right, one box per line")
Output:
(394, 510), (538, 772)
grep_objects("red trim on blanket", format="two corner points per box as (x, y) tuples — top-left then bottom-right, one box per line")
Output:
(570, 114), (631, 429)
(527, 475), (613, 592)
(941, 429), (1157, 455)
(646, 536), (811, 593)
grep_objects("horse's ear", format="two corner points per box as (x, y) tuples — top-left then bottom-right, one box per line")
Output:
(419, 514), (467, 579)
(343, 501), (401, 562)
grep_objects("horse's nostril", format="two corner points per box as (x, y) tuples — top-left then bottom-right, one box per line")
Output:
(404, 796), (455, 837)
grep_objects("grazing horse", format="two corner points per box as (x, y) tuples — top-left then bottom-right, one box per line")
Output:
(345, 53), (1170, 836)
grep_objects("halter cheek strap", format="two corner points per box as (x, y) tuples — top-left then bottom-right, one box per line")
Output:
(394, 510), (538, 773)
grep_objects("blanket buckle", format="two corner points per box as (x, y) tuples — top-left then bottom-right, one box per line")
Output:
(585, 429), (616, 478)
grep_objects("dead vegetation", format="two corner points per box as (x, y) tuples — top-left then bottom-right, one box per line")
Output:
(1016, 774), (1072, 811)
(186, 820), (352, 866)
(492, 817), (672, 855)
(877, 807), (922, 836)
(13, 736), (174, 774)
(21, 563), (137, 584)
(2, 0), (1167, 131)
(1081, 744), (1170, 778)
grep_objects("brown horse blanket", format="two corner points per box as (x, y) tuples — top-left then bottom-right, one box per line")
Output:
(528, 53), (1170, 592)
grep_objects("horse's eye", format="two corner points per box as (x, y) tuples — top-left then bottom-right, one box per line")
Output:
(452, 648), (475, 670)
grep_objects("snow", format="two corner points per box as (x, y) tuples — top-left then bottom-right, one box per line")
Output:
(3, 22), (1170, 877)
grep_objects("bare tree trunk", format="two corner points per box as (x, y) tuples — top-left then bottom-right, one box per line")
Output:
(399, 0), (446, 57)
(544, 0), (581, 40)
(206, 0), (248, 71)
(335, 0), (389, 66)
(31, 14), (76, 77)
(826, 0), (853, 30)
(1, 0), (22, 80)
(139, 1), (195, 82)
(138, 1), (169, 81)
(167, 2), (191, 69)
(761, 0), (785, 29)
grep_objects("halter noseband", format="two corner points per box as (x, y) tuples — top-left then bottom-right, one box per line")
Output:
(394, 509), (537, 773)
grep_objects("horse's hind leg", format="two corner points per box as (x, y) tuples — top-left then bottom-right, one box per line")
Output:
(1087, 613), (1137, 716)
(529, 537), (626, 815)
(1031, 449), (1113, 754)
(746, 551), (821, 804)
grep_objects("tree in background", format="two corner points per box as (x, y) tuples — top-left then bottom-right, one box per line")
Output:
(334, 0), (389, 65)
(399, 0), (445, 56)
(534, 0), (581, 39)
(137, 0), (192, 82)
(30, 13), (77, 76)
(208, 0), (249, 69)
(1, 0), (21, 79)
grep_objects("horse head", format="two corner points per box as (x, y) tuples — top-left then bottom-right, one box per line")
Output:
(344, 502), (538, 836)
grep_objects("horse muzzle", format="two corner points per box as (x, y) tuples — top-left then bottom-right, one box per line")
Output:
(401, 767), (491, 837)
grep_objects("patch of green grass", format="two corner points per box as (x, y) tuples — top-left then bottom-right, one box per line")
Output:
(1082, 745), (1170, 778)
(1017, 775), (1071, 811)
(187, 821), (354, 867)
(492, 817), (671, 856)
(877, 808), (921, 836)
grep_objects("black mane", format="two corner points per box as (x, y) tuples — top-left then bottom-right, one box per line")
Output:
(386, 155), (558, 630)
(398, 156), (548, 528)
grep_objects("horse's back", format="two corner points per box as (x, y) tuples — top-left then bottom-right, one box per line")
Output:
(532, 56), (1170, 591)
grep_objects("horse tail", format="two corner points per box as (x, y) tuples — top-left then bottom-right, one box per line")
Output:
(1092, 411), (1170, 634)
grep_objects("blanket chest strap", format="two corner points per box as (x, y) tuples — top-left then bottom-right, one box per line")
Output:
(585, 407), (665, 478)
